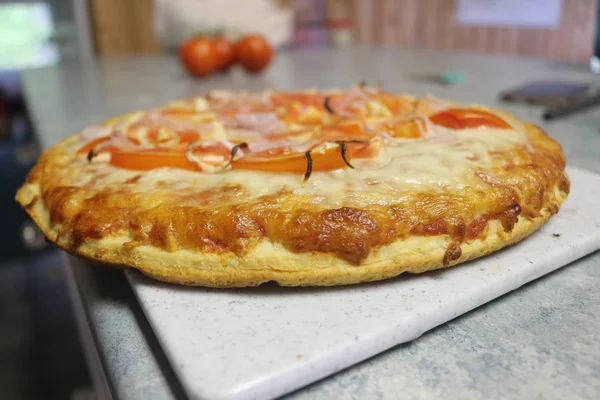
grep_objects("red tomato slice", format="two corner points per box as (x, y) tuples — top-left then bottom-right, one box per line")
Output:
(108, 143), (230, 171)
(232, 145), (347, 173)
(347, 141), (380, 159)
(245, 147), (293, 158)
(110, 150), (203, 171)
(265, 120), (366, 142)
(107, 145), (350, 174)
(160, 108), (196, 116)
(283, 103), (325, 125)
(77, 137), (110, 155)
(273, 91), (375, 124)
(371, 119), (422, 139)
(212, 104), (273, 118)
(271, 91), (367, 111)
(325, 120), (364, 135)
(373, 92), (415, 115)
(271, 92), (326, 109)
(430, 109), (510, 130)
(78, 130), (201, 157)
(146, 129), (200, 144)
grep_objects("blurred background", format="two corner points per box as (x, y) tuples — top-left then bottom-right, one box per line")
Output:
(0, 1), (598, 399)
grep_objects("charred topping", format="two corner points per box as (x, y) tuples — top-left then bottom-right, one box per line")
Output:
(303, 140), (369, 181)
(359, 80), (367, 88)
(324, 96), (336, 114)
(337, 142), (354, 169)
(225, 142), (249, 168)
(303, 151), (313, 182)
(335, 139), (369, 144)
(87, 148), (97, 163)
(333, 140), (367, 169)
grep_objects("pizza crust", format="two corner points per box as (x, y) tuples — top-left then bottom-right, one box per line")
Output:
(19, 183), (565, 287)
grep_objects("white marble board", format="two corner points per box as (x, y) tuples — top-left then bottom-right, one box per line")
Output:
(126, 166), (600, 400)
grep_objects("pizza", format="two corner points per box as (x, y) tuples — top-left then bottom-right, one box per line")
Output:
(16, 85), (569, 287)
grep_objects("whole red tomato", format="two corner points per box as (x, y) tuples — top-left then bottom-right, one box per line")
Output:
(213, 37), (236, 71)
(179, 37), (219, 78)
(236, 34), (273, 73)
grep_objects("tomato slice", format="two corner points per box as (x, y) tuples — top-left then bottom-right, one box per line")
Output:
(110, 150), (202, 171)
(324, 120), (364, 135)
(373, 92), (415, 116)
(232, 145), (347, 174)
(108, 142), (231, 171)
(77, 137), (111, 155)
(274, 91), (377, 124)
(78, 129), (202, 157)
(430, 109), (510, 129)
(146, 129), (200, 144)
(107, 145), (350, 174)
(348, 141), (380, 159)
(283, 103), (325, 125)
(273, 92), (356, 113)
(371, 119), (422, 139)
(271, 92), (326, 109)
(390, 120), (422, 138)
(160, 108), (196, 116)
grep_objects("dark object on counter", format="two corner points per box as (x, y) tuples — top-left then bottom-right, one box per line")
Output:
(543, 90), (600, 121)
(0, 91), (47, 258)
(0, 140), (48, 258)
(500, 81), (589, 107)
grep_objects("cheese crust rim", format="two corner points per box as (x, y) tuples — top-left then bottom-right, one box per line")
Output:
(18, 189), (564, 287)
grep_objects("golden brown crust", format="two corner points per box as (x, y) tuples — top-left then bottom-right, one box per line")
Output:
(15, 94), (570, 287)
(18, 192), (564, 287)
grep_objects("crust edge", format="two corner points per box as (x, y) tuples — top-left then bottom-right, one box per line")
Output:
(18, 182), (567, 287)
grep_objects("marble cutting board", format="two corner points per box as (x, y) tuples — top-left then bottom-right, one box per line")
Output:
(126, 166), (600, 400)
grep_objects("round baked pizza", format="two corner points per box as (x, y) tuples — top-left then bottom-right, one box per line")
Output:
(16, 84), (570, 287)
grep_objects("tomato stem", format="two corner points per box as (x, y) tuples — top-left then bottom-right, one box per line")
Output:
(324, 96), (336, 114)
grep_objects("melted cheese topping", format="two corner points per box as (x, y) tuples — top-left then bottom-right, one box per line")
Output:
(78, 126), (527, 208)
(54, 89), (533, 210)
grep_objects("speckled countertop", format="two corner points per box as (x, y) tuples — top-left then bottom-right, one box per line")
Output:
(22, 48), (600, 400)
